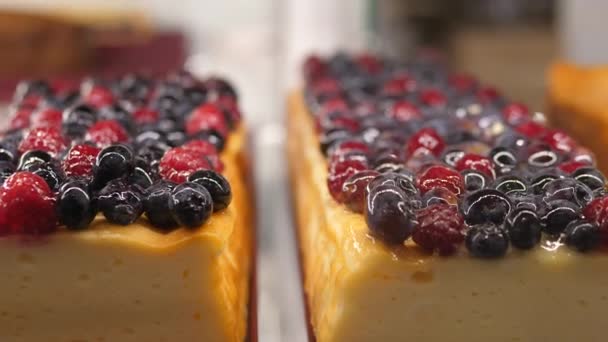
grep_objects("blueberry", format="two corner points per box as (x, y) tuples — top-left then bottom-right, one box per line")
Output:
(169, 182), (213, 228)
(188, 170), (232, 211)
(143, 180), (178, 230)
(96, 179), (144, 225)
(135, 130), (165, 148)
(0, 145), (15, 163)
(540, 200), (581, 235)
(57, 180), (97, 230)
(120, 74), (151, 100)
(319, 129), (351, 156)
(528, 149), (559, 168)
(462, 189), (512, 225)
(184, 86), (208, 106)
(365, 184), (414, 244)
(541, 178), (593, 208)
(505, 208), (542, 249)
(529, 168), (565, 194)
(489, 146), (517, 175)
(372, 153), (404, 173)
(564, 220), (600, 252)
(191, 129), (226, 152)
(0, 161), (15, 184)
(367, 172), (418, 197)
(572, 167), (606, 195)
(461, 170), (489, 192)
(93, 144), (134, 188)
(62, 104), (97, 138)
(493, 175), (527, 195)
(442, 148), (465, 167)
(465, 223), (509, 258)
(507, 191), (539, 211)
(129, 166), (153, 189)
(18, 150), (52, 170)
(166, 131), (187, 147)
(98, 104), (135, 134)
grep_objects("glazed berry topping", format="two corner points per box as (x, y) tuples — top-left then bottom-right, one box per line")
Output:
(413, 204), (465, 255)
(188, 170), (232, 211)
(0, 72), (239, 234)
(505, 208), (542, 249)
(463, 189), (512, 225)
(582, 197), (608, 245)
(143, 180), (178, 230)
(465, 223), (509, 258)
(406, 128), (445, 157)
(0, 172), (57, 235)
(416, 165), (464, 195)
(540, 200), (581, 235)
(96, 179), (145, 225)
(365, 184), (414, 245)
(169, 182), (214, 228)
(564, 220), (600, 252)
(18, 126), (67, 155)
(454, 154), (496, 179)
(63, 144), (101, 178)
(85, 120), (129, 147)
(57, 180), (97, 230)
(159, 147), (214, 184)
(327, 159), (368, 202)
(305, 53), (607, 257)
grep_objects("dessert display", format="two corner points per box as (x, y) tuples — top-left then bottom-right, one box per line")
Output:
(289, 52), (608, 341)
(0, 72), (252, 341)
(547, 62), (608, 173)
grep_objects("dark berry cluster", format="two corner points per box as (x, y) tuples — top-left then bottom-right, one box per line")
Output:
(0, 72), (239, 235)
(304, 52), (607, 258)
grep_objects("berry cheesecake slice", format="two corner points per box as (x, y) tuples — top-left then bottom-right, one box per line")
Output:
(289, 53), (608, 342)
(0, 74), (252, 341)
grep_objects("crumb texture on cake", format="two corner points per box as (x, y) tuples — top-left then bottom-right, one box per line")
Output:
(0, 127), (252, 342)
(289, 90), (608, 342)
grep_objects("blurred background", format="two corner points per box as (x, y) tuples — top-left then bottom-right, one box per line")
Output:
(2, 0), (607, 128)
(0, 1), (606, 341)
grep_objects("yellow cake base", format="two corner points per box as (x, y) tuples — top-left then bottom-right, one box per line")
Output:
(0, 127), (252, 342)
(289, 90), (608, 342)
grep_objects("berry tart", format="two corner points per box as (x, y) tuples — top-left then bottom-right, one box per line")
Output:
(0, 73), (252, 341)
(289, 53), (608, 342)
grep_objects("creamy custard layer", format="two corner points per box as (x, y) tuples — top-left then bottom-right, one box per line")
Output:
(289, 91), (608, 342)
(0, 127), (252, 342)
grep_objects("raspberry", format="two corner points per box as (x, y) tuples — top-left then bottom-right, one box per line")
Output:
(9, 106), (35, 130)
(327, 159), (368, 202)
(132, 107), (159, 125)
(416, 164), (464, 195)
(183, 139), (223, 171)
(543, 129), (577, 153)
(213, 95), (241, 124)
(18, 126), (68, 155)
(341, 170), (380, 213)
(381, 75), (416, 95)
(328, 140), (369, 158)
(31, 107), (62, 129)
(448, 73), (477, 93)
(502, 102), (529, 125)
(318, 97), (349, 117)
(386, 101), (421, 122)
(186, 103), (228, 137)
(310, 77), (340, 95)
(316, 111), (360, 133)
(559, 160), (591, 174)
(303, 54), (328, 81)
(85, 120), (129, 147)
(0, 172), (57, 235)
(84, 85), (115, 108)
(583, 197), (608, 245)
(515, 121), (547, 138)
(476, 86), (500, 104)
(454, 153), (496, 179)
(420, 89), (446, 107)
(159, 147), (214, 183)
(62, 144), (101, 178)
(413, 204), (465, 255)
(355, 53), (382, 74)
(406, 128), (445, 157)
